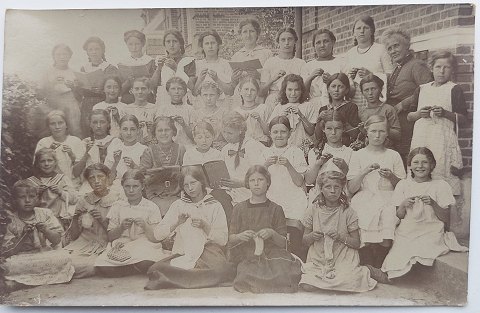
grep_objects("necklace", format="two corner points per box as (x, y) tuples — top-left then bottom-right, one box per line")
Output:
(357, 44), (373, 55)
(159, 145), (174, 163)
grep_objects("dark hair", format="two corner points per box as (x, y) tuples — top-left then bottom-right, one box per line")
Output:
(407, 147), (437, 178)
(152, 116), (177, 137)
(89, 109), (111, 136)
(83, 163), (111, 180)
(163, 29), (186, 55)
(429, 50), (457, 74)
(165, 76), (188, 92)
(276, 27), (298, 56)
(312, 29), (336, 58)
(279, 74), (307, 105)
(193, 120), (215, 137)
(119, 114), (140, 129)
(314, 110), (346, 145)
(12, 180), (38, 198)
(352, 15), (376, 46)
(326, 73), (351, 103)
(268, 115), (291, 131)
(132, 77), (151, 90)
(359, 74), (384, 92)
(83, 36), (106, 62)
(180, 166), (208, 197)
(245, 165), (271, 190)
(121, 169), (145, 186)
(314, 171), (349, 208)
(103, 75), (122, 91)
(222, 111), (247, 168)
(33, 148), (58, 176)
(238, 18), (261, 36)
(198, 30), (222, 57)
(45, 110), (69, 135)
(52, 44), (73, 65)
(124, 30), (146, 45)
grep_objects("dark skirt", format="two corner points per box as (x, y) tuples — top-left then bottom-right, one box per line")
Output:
(145, 244), (235, 290)
(233, 248), (302, 293)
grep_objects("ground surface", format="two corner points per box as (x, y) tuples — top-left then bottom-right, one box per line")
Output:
(1, 273), (444, 307)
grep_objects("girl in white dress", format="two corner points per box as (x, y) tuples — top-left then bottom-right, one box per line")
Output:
(95, 169), (165, 276)
(234, 76), (270, 146)
(104, 115), (148, 195)
(35, 110), (86, 189)
(347, 115), (406, 267)
(382, 147), (468, 279)
(220, 111), (266, 205)
(92, 76), (127, 137)
(183, 121), (222, 166)
(301, 29), (345, 108)
(261, 27), (306, 118)
(197, 82), (228, 150)
(262, 116), (308, 260)
(73, 109), (122, 194)
(268, 74), (317, 156)
(156, 77), (196, 147)
(344, 15), (393, 108)
(407, 51), (468, 195)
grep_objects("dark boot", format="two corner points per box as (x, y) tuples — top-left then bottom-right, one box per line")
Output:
(359, 245), (374, 266)
(373, 244), (391, 268)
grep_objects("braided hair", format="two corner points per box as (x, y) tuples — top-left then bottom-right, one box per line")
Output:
(222, 111), (247, 169)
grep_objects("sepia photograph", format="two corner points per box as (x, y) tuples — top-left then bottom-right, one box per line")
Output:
(0, 2), (475, 307)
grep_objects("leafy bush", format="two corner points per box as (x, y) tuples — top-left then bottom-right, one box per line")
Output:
(1, 74), (45, 210)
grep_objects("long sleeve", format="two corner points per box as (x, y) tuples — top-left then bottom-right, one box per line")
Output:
(451, 85), (468, 116)
(153, 201), (181, 241)
(206, 203), (228, 246)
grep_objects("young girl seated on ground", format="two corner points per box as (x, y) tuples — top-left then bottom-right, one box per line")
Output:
(27, 148), (78, 224)
(229, 165), (302, 293)
(268, 74), (317, 156)
(347, 115), (406, 268)
(145, 167), (233, 289)
(92, 76), (127, 137)
(1, 180), (74, 290)
(234, 76), (271, 146)
(262, 116), (308, 260)
(64, 164), (123, 278)
(381, 147), (468, 280)
(300, 168), (379, 293)
(94, 169), (165, 277)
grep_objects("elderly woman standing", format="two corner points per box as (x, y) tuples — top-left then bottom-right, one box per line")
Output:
(79, 37), (119, 138)
(382, 27), (432, 166)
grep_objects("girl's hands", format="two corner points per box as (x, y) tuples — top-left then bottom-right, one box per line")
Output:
(322, 72), (331, 83)
(400, 196), (416, 209)
(134, 218), (146, 229)
(357, 67), (370, 79)
(84, 139), (95, 153)
(49, 185), (62, 196)
(123, 157), (136, 168)
(177, 213), (190, 226)
(191, 218), (209, 232)
(113, 150), (123, 163)
(318, 110), (330, 121)
(256, 228), (275, 240)
(164, 58), (178, 72)
(107, 106), (119, 116)
(23, 224), (36, 235)
(310, 68), (325, 79)
(265, 156), (278, 168)
(325, 230), (341, 241)
(74, 206), (88, 216)
(232, 69), (244, 83)
(332, 157), (349, 174)
(172, 115), (186, 126)
(288, 106), (300, 115)
(207, 69), (219, 82)
(348, 68), (359, 79)
(38, 184), (49, 193)
(250, 112), (261, 120)
(90, 208), (103, 221)
(199, 69), (208, 80)
(273, 70), (286, 82)
(276, 156), (291, 168)
(62, 145), (75, 162)
(237, 230), (256, 242)
(363, 163), (380, 175)
(35, 222), (47, 234)
(419, 195), (436, 206)
(308, 231), (324, 241)
(378, 168), (394, 180)
(432, 106), (445, 117)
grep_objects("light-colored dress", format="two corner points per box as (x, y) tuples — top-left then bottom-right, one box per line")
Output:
(234, 103), (270, 144)
(308, 143), (354, 169)
(382, 178), (468, 279)
(262, 145), (308, 221)
(64, 189), (122, 278)
(2, 208), (74, 286)
(268, 102), (318, 152)
(347, 148), (406, 244)
(35, 135), (86, 188)
(156, 102), (197, 147)
(300, 204), (377, 292)
(183, 147), (223, 166)
(343, 43), (393, 108)
(40, 67), (82, 137)
(301, 57), (345, 108)
(153, 194), (228, 270)
(410, 81), (464, 195)
(221, 138), (267, 204)
(261, 56), (306, 118)
(92, 101), (128, 137)
(94, 197), (166, 267)
(26, 174), (78, 219)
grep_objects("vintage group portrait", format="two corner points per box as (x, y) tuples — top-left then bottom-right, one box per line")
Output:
(0, 3), (475, 307)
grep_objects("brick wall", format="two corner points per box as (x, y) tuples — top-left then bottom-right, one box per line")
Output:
(301, 4), (475, 166)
